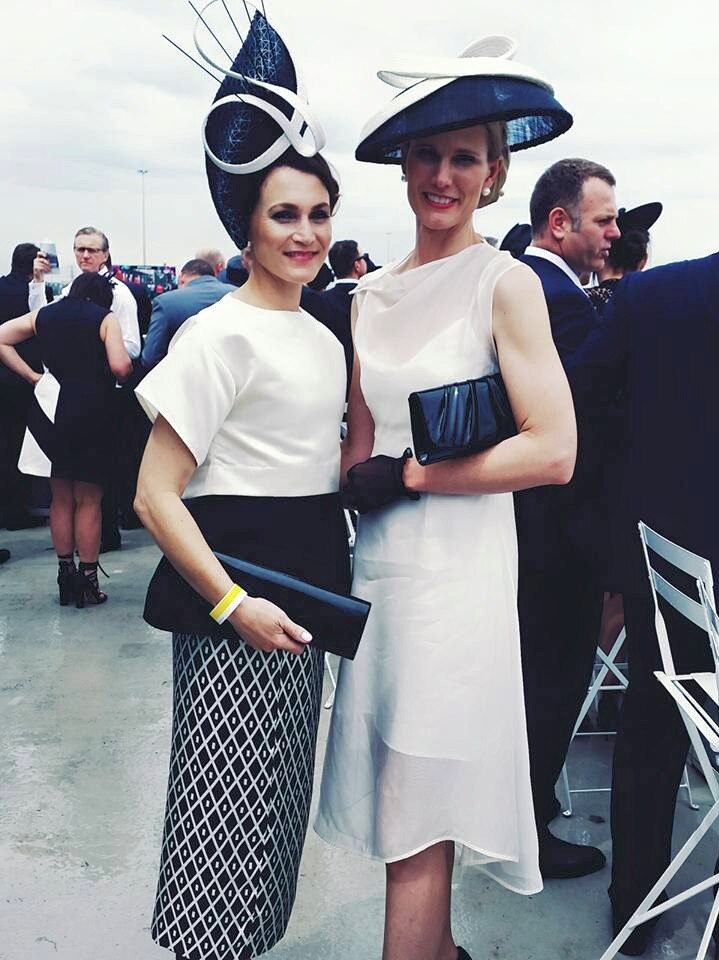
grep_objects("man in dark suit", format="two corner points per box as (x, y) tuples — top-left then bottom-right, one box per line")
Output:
(0, 243), (50, 529)
(141, 258), (237, 370)
(517, 159), (621, 878)
(568, 253), (719, 954)
(320, 239), (368, 392)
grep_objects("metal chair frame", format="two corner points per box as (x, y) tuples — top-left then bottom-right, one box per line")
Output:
(560, 627), (697, 816)
(599, 523), (719, 960)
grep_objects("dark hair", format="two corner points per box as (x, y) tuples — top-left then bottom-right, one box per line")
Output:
(530, 158), (615, 234)
(328, 240), (360, 279)
(74, 226), (110, 252)
(244, 149), (340, 231)
(180, 258), (215, 278)
(607, 228), (650, 273)
(67, 271), (114, 310)
(11, 242), (40, 275)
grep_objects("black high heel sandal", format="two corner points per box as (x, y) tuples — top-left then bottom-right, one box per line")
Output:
(73, 561), (108, 608)
(57, 554), (77, 606)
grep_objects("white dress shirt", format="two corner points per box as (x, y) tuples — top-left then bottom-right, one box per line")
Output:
(28, 280), (47, 312)
(61, 267), (141, 358)
(523, 245), (588, 294)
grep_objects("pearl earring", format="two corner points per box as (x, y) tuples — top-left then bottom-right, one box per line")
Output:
(481, 186), (491, 197)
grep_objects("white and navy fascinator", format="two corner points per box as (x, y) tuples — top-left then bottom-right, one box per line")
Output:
(169, 1), (326, 249)
(356, 35), (573, 164)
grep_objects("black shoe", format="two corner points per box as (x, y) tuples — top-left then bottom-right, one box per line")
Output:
(0, 548), (10, 565)
(73, 562), (108, 608)
(538, 828), (606, 879)
(57, 554), (77, 605)
(610, 891), (667, 957)
(6, 514), (45, 530)
(597, 691), (623, 731)
(99, 533), (122, 553)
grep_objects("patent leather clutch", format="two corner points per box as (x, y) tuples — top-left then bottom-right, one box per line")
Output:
(143, 551), (370, 660)
(408, 372), (517, 466)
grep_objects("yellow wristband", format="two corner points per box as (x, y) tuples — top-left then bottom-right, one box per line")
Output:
(210, 584), (246, 623)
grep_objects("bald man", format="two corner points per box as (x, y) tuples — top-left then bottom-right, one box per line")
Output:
(195, 247), (225, 278)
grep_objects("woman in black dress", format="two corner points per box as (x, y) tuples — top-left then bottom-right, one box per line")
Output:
(0, 271), (132, 605)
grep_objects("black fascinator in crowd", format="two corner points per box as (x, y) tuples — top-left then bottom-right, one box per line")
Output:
(616, 202), (663, 234)
(500, 223), (532, 259)
(171, 1), (326, 249)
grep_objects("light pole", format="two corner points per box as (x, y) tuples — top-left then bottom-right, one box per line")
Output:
(137, 169), (149, 265)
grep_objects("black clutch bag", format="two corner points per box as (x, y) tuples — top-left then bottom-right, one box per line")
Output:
(408, 372), (517, 466)
(143, 552), (371, 660)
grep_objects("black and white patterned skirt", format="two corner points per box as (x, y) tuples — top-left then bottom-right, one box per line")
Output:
(150, 493), (350, 960)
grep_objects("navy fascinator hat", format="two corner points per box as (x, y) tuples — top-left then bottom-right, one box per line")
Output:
(356, 36), (573, 164)
(184, 1), (326, 249)
(500, 223), (532, 259)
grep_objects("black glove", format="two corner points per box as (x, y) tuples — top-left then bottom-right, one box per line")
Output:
(343, 448), (420, 514)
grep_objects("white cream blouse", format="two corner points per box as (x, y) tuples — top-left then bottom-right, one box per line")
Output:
(135, 295), (345, 498)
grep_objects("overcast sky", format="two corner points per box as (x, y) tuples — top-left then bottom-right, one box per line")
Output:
(2, 0), (717, 277)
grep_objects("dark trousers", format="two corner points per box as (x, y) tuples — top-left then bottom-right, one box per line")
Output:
(117, 384), (151, 521)
(0, 383), (33, 525)
(609, 587), (713, 912)
(519, 552), (605, 828)
(101, 379), (151, 538)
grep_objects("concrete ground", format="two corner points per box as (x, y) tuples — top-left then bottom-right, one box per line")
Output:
(1, 525), (718, 960)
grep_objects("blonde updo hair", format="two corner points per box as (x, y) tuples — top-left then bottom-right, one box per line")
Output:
(476, 121), (509, 210)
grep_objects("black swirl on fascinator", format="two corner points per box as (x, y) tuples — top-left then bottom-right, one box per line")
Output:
(165, 1), (326, 249)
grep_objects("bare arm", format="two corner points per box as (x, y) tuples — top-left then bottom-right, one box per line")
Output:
(134, 416), (312, 654)
(0, 312), (41, 385)
(100, 313), (133, 381)
(403, 264), (576, 495)
(340, 295), (375, 483)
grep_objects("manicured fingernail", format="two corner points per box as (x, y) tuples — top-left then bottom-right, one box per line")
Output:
(301, 631), (312, 643)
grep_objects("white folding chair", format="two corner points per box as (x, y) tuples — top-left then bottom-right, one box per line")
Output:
(560, 627), (697, 816)
(559, 630), (628, 817)
(639, 521), (719, 800)
(600, 523), (719, 959)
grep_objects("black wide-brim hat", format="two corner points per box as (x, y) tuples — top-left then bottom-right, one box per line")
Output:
(356, 36), (573, 164)
(616, 202), (663, 234)
(191, 2), (325, 249)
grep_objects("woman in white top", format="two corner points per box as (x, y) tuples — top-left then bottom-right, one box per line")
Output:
(315, 37), (576, 960)
(133, 9), (348, 959)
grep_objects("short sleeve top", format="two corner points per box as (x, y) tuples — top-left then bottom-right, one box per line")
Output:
(135, 295), (346, 498)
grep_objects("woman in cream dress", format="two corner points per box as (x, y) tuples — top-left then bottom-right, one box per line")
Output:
(316, 36), (576, 960)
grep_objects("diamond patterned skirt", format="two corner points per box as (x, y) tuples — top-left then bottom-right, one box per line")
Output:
(150, 494), (349, 960)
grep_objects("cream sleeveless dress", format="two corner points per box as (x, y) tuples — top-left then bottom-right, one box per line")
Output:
(315, 243), (542, 895)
